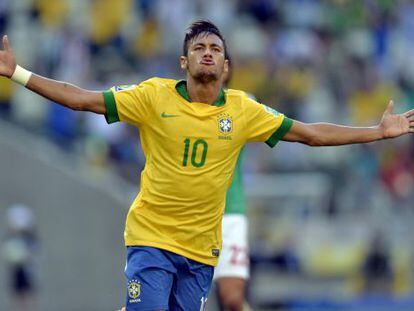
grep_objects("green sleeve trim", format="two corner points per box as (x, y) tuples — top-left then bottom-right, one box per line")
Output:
(265, 117), (293, 148)
(103, 90), (120, 124)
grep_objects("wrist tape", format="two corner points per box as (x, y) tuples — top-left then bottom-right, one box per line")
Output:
(11, 65), (32, 86)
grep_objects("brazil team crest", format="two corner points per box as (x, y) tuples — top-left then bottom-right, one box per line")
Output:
(217, 113), (233, 135)
(128, 279), (141, 302)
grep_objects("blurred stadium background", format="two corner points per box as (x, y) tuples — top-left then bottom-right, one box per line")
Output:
(1, 0), (414, 310)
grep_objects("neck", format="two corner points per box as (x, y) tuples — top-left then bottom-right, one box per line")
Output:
(186, 75), (222, 105)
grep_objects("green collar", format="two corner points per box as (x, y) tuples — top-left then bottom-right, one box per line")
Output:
(175, 80), (226, 107)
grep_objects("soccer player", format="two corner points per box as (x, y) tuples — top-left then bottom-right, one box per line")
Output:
(1, 20), (414, 310)
(213, 148), (250, 311)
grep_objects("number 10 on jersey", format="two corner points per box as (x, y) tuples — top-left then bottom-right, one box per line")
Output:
(182, 138), (208, 168)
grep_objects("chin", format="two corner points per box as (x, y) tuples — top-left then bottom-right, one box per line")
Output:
(194, 71), (219, 83)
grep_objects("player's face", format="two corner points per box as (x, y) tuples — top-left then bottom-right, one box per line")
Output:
(181, 33), (228, 83)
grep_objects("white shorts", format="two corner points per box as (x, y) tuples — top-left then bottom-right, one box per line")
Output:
(214, 214), (249, 280)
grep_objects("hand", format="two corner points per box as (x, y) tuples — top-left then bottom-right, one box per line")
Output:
(0, 35), (16, 78)
(380, 100), (414, 138)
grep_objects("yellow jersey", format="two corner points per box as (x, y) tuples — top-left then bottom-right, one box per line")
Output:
(103, 78), (292, 266)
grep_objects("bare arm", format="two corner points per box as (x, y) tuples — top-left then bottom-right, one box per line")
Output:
(26, 74), (106, 114)
(0, 35), (105, 114)
(283, 101), (414, 146)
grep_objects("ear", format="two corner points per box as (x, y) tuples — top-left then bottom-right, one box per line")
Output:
(180, 56), (188, 70)
(223, 59), (229, 74)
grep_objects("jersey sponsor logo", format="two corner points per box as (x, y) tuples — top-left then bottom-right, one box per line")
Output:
(161, 112), (180, 118)
(127, 279), (142, 303)
(212, 249), (220, 257)
(115, 84), (136, 92)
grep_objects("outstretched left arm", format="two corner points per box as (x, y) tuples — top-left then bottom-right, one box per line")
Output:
(282, 100), (414, 146)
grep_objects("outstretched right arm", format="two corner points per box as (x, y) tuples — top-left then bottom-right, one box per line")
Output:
(0, 35), (105, 114)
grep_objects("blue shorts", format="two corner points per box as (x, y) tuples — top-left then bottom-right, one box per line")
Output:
(124, 246), (214, 311)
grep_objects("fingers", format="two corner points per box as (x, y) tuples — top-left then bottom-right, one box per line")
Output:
(409, 118), (414, 132)
(388, 102), (414, 132)
(2, 35), (11, 51)
(385, 100), (394, 114)
(404, 109), (414, 118)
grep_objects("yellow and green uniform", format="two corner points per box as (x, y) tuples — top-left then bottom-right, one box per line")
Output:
(103, 78), (292, 266)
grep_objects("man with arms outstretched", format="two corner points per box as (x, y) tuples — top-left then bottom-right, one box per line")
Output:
(1, 20), (414, 311)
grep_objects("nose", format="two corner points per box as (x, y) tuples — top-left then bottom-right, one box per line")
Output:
(203, 47), (213, 58)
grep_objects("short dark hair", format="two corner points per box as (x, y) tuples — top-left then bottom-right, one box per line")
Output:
(183, 19), (228, 59)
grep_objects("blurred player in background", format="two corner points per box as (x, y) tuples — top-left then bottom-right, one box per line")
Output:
(214, 149), (250, 311)
(213, 57), (251, 311)
(1, 19), (414, 310)
(2, 204), (39, 311)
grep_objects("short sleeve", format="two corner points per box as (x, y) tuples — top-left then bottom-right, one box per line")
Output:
(244, 98), (293, 147)
(103, 78), (158, 126)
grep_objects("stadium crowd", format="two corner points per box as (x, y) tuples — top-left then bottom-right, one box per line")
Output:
(2, 0), (414, 306)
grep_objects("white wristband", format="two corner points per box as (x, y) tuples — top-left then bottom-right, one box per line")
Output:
(11, 65), (32, 86)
